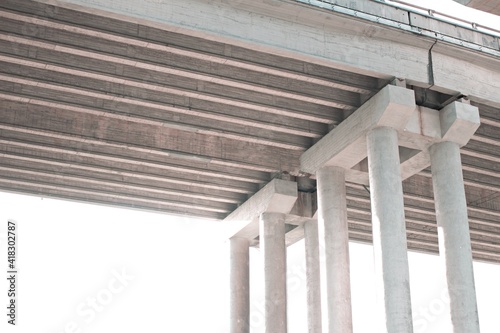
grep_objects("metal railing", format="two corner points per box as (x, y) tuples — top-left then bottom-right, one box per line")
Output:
(293, 0), (500, 57)
(383, 0), (500, 36)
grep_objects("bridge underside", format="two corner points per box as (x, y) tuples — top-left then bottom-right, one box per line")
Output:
(0, 0), (499, 263)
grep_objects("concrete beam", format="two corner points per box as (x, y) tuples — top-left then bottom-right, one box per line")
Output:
(303, 98), (480, 186)
(39, 0), (432, 82)
(454, 0), (500, 15)
(431, 44), (500, 108)
(223, 179), (297, 240)
(31, 0), (500, 108)
(402, 106), (442, 150)
(301, 84), (415, 174)
(398, 102), (480, 178)
(0, 103), (303, 174)
(399, 150), (431, 181)
(439, 101), (481, 146)
(289, 192), (317, 219)
(284, 224), (306, 247)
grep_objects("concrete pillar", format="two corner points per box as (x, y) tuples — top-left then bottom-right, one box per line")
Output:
(317, 166), (352, 333)
(429, 141), (480, 333)
(230, 237), (250, 333)
(304, 219), (322, 333)
(366, 126), (413, 333)
(260, 212), (287, 333)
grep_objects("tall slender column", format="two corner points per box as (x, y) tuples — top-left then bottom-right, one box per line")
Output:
(304, 219), (322, 333)
(317, 166), (352, 333)
(366, 126), (413, 333)
(260, 212), (287, 333)
(430, 141), (480, 333)
(230, 237), (250, 333)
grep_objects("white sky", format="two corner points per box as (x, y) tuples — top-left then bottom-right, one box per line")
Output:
(1, 1), (500, 332)
(0, 191), (499, 333)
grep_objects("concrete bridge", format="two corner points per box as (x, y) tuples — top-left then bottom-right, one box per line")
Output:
(0, 0), (499, 332)
(455, 0), (500, 15)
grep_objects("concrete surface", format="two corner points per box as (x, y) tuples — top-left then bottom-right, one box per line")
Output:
(430, 141), (481, 333)
(260, 212), (287, 333)
(367, 127), (413, 333)
(317, 166), (353, 333)
(230, 237), (250, 333)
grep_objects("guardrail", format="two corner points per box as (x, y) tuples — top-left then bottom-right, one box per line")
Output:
(294, 0), (500, 57)
(382, 0), (500, 36)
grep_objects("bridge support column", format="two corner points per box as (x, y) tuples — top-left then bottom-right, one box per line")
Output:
(317, 166), (352, 333)
(260, 212), (287, 333)
(367, 126), (413, 333)
(230, 237), (250, 333)
(304, 219), (322, 333)
(430, 141), (480, 333)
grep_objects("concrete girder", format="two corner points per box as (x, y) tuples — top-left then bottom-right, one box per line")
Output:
(0, 101), (304, 174)
(301, 85), (481, 185)
(30, 0), (500, 108)
(301, 84), (416, 176)
(223, 179), (298, 241)
(454, 0), (500, 15)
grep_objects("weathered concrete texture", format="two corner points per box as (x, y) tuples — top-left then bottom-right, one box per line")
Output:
(366, 127), (413, 333)
(454, 0), (500, 15)
(260, 212), (287, 333)
(431, 44), (500, 107)
(223, 179), (297, 240)
(430, 141), (480, 333)
(46, 0), (432, 83)
(230, 237), (250, 333)
(439, 101), (480, 146)
(323, 0), (410, 23)
(304, 219), (322, 333)
(45, 0), (500, 106)
(0, 0), (499, 264)
(301, 85), (415, 177)
(317, 166), (352, 333)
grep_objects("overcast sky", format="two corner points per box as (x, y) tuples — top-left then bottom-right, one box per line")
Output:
(2, 1), (500, 333)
